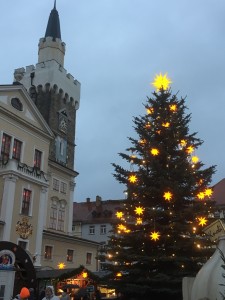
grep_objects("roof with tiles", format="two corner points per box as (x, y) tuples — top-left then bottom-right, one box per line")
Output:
(73, 196), (124, 224)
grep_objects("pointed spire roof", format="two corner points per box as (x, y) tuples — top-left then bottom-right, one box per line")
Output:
(45, 1), (61, 40)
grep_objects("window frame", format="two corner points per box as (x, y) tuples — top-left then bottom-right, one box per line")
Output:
(67, 249), (74, 262)
(53, 178), (60, 191)
(86, 252), (92, 265)
(60, 181), (67, 194)
(21, 188), (32, 216)
(89, 225), (95, 235)
(18, 239), (28, 250)
(34, 149), (42, 169)
(100, 224), (107, 235)
(12, 138), (22, 161)
(1, 133), (11, 161)
(44, 245), (53, 260)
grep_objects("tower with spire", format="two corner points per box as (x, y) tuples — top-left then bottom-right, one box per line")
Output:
(13, 1), (81, 243)
(14, 1), (80, 171)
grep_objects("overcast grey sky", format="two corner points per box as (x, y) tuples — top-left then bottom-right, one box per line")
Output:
(1, 1), (225, 202)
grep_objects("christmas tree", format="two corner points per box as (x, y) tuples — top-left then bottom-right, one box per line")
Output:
(104, 74), (216, 299)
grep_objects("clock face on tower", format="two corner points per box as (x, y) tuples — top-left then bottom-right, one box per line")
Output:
(59, 118), (67, 133)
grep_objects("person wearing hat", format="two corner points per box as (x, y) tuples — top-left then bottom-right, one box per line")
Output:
(42, 286), (59, 300)
(19, 287), (30, 300)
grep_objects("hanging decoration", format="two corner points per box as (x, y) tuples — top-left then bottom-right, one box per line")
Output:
(198, 217), (208, 227)
(163, 191), (173, 201)
(169, 104), (177, 112)
(116, 211), (124, 219)
(134, 206), (144, 215)
(57, 262), (66, 269)
(151, 148), (159, 156)
(136, 218), (143, 225)
(129, 174), (137, 183)
(150, 231), (160, 241)
(186, 146), (194, 154)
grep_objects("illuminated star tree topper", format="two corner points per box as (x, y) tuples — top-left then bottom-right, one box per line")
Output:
(151, 73), (172, 91)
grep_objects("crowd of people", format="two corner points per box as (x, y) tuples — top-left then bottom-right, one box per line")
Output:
(13, 286), (101, 300)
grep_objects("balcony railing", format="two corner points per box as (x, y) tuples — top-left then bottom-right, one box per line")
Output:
(0, 158), (48, 182)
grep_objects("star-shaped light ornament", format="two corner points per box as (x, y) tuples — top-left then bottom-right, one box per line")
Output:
(198, 217), (208, 227)
(163, 191), (173, 201)
(129, 175), (137, 183)
(147, 107), (154, 115)
(136, 218), (143, 225)
(162, 122), (170, 128)
(134, 206), (145, 215)
(170, 104), (177, 112)
(186, 146), (194, 154)
(192, 156), (199, 164)
(150, 231), (160, 241)
(180, 140), (187, 148)
(116, 211), (124, 219)
(58, 262), (66, 269)
(151, 148), (159, 156)
(204, 188), (213, 197)
(139, 139), (147, 145)
(118, 224), (127, 232)
(197, 192), (205, 200)
(151, 73), (172, 91)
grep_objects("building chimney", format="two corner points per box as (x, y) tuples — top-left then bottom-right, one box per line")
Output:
(96, 195), (102, 207)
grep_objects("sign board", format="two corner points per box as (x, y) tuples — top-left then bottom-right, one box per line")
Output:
(0, 250), (15, 270)
(203, 219), (225, 242)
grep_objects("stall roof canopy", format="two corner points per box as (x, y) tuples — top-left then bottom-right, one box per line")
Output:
(36, 266), (103, 281)
(36, 268), (75, 279)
